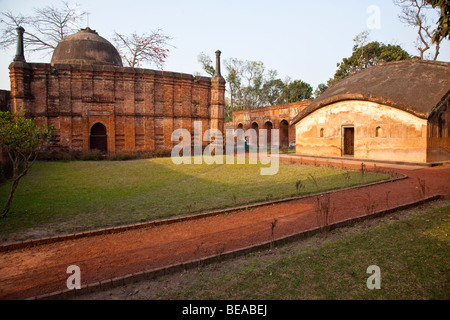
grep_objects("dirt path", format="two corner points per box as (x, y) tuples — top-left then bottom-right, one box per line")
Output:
(0, 156), (449, 300)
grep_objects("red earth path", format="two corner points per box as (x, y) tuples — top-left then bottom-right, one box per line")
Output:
(0, 155), (449, 299)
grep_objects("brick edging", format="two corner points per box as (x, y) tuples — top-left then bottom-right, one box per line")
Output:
(30, 194), (447, 300)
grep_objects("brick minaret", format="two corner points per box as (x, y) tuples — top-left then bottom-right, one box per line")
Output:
(9, 26), (32, 114)
(210, 50), (225, 132)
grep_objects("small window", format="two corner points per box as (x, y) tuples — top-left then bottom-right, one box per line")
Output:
(320, 128), (324, 138)
(375, 127), (382, 138)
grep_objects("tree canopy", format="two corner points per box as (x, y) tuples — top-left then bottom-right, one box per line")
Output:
(327, 39), (411, 87)
(197, 53), (313, 122)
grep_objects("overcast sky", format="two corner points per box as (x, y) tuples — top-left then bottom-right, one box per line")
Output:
(0, 0), (449, 91)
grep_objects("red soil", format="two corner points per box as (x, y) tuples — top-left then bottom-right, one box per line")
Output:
(0, 155), (449, 300)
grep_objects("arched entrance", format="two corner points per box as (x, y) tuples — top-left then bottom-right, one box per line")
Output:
(280, 120), (289, 149)
(90, 123), (108, 153)
(251, 122), (259, 147)
(264, 121), (273, 147)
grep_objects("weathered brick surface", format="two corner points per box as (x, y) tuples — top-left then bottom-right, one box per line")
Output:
(9, 62), (225, 156)
(232, 100), (311, 148)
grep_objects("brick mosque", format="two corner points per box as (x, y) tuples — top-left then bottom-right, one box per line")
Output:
(7, 27), (225, 157)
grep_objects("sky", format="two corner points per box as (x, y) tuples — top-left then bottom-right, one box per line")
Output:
(0, 0), (449, 91)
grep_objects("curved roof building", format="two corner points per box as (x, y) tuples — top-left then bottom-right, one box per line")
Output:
(291, 59), (450, 164)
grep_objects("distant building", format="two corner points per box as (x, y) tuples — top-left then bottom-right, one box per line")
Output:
(8, 27), (225, 157)
(290, 59), (450, 164)
(232, 100), (311, 149)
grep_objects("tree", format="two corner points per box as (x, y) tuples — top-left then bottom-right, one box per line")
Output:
(113, 30), (173, 69)
(426, 0), (450, 43)
(0, 1), (86, 54)
(394, 0), (443, 60)
(314, 83), (329, 98)
(197, 52), (215, 76)
(0, 109), (53, 218)
(328, 36), (411, 86)
(278, 80), (313, 103)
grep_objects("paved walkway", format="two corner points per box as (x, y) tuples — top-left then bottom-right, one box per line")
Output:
(0, 155), (449, 299)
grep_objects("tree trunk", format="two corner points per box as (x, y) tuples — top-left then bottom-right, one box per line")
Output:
(1, 177), (20, 218)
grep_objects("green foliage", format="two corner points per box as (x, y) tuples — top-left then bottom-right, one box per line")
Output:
(426, 0), (450, 43)
(197, 52), (215, 76)
(0, 110), (52, 159)
(0, 109), (53, 217)
(314, 83), (328, 98)
(198, 53), (312, 114)
(328, 40), (411, 87)
(278, 80), (313, 103)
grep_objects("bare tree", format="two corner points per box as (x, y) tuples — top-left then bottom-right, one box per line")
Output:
(394, 0), (441, 60)
(0, 1), (86, 55)
(113, 30), (173, 69)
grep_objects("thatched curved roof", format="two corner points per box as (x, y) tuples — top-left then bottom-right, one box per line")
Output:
(291, 59), (450, 125)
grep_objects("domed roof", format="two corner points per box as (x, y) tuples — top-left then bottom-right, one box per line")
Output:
(51, 27), (123, 67)
(291, 59), (450, 124)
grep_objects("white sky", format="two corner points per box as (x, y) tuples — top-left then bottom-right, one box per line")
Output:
(0, 0), (449, 91)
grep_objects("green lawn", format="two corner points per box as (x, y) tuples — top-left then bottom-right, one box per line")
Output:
(149, 202), (450, 300)
(0, 156), (387, 241)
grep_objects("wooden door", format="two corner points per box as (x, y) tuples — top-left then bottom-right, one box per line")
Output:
(343, 127), (354, 156)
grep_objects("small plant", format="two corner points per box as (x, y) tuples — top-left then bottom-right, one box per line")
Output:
(214, 245), (225, 263)
(416, 177), (427, 199)
(315, 193), (334, 236)
(342, 171), (351, 187)
(270, 218), (278, 250)
(307, 173), (320, 192)
(385, 190), (391, 207)
(194, 241), (204, 255)
(232, 193), (237, 205)
(364, 192), (377, 215)
(295, 180), (305, 195)
(360, 162), (366, 183)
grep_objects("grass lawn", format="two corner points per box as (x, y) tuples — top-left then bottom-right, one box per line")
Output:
(0, 156), (388, 242)
(124, 201), (448, 300)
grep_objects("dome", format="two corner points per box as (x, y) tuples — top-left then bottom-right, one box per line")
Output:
(51, 27), (123, 67)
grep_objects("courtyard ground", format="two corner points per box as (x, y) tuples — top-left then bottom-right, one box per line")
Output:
(0, 154), (449, 299)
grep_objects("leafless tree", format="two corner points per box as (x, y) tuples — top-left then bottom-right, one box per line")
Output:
(0, 1), (86, 55)
(394, 0), (441, 60)
(113, 30), (173, 69)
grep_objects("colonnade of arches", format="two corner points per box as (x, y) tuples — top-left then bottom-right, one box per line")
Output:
(236, 119), (290, 149)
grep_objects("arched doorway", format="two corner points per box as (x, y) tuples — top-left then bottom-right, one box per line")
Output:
(280, 120), (289, 149)
(90, 123), (108, 153)
(264, 121), (273, 147)
(251, 122), (259, 147)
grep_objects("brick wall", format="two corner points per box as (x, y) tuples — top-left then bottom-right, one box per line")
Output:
(9, 61), (225, 156)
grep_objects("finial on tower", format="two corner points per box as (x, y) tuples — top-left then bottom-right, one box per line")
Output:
(14, 26), (25, 62)
(214, 50), (221, 77)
